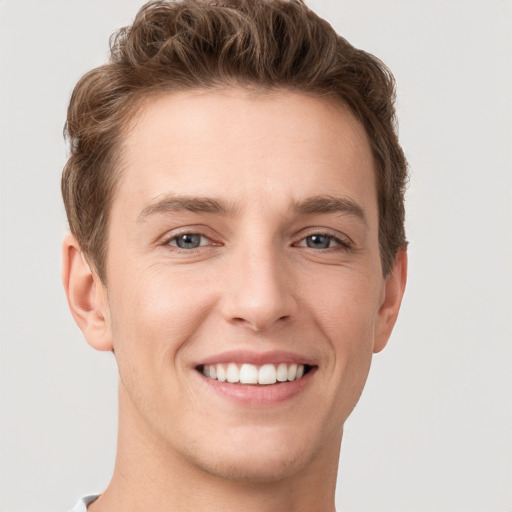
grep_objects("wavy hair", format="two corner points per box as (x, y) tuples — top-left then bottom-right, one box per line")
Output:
(62, 0), (407, 281)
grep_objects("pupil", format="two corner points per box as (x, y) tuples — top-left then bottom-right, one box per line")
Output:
(177, 234), (201, 249)
(307, 235), (330, 249)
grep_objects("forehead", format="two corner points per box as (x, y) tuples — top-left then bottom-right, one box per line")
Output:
(115, 88), (376, 218)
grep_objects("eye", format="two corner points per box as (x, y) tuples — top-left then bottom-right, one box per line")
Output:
(168, 233), (209, 250)
(305, 234), (336, 249)
(295, 233), (350, 250)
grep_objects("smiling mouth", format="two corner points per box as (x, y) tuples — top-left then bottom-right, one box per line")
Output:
(197, 363), (314, 385)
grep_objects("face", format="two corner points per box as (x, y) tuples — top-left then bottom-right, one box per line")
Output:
(86, 89), (403, 482)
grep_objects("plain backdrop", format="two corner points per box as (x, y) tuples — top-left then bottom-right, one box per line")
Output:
(1, 0), (511, 511)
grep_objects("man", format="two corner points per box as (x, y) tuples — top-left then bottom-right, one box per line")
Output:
(61, 0), (407, 510)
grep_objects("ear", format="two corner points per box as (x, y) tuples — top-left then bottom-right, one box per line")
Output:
(62, 233), (113, 351)
(373, 250), (408, 353)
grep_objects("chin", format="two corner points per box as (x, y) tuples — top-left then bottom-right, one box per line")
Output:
(180, 428), (327, 484)
(190, 450), (312, 484)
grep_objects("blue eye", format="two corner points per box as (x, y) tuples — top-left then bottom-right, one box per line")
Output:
(305, 234), (336, 249)
(171, 233), (204, 249)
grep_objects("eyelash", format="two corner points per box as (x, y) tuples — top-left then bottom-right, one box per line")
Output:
(294, 233), (352, 251)
(161, 230), (353, 253)
(163, 232), (214, 252)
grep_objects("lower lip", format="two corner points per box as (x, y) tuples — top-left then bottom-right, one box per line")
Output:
(196, 368), (317, 406)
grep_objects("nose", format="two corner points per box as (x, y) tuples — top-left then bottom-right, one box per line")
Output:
(219, 242), (298, 332)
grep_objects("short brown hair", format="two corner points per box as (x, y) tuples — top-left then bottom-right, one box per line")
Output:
(62, 0), (407, 282)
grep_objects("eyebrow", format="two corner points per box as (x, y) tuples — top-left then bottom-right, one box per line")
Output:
(137, 193), (367, 225)
(292, 195), (368, 225)
(137, 195), (239, 222)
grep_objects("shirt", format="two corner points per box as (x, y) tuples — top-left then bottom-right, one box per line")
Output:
(70, 495), (100, 511)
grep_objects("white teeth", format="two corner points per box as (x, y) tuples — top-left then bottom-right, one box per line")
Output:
(287, 363), (297, 381)
(276, 363), (288, 382)
(202, 363), (307, 385)
(258, 364), (277, 385)
(240, 364), (258, 384)
(226, 363), (239, 383)
(216, 364), (227, 382)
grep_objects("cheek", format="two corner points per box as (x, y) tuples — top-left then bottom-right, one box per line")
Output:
(304, 265), (380, 342)
(107, 266), (217, 385)
(288, 268), (380, 437)
(303, 266), (380, 386)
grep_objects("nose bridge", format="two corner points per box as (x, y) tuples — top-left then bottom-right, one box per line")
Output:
(221, 234), (297, 331)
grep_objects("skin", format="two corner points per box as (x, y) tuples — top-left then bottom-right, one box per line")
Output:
(63, 88), (407, 512)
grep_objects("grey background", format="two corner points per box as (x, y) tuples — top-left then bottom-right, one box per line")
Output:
(1, 0), (511, 511)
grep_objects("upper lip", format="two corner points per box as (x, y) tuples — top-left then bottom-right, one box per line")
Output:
(195, 350), (318, 367)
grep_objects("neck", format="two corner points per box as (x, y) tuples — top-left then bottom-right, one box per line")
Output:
(89, 383), (341, 512)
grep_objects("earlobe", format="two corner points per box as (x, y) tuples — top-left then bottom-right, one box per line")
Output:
(62, 233), (113, 351)
(373, 250), (408, 353)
